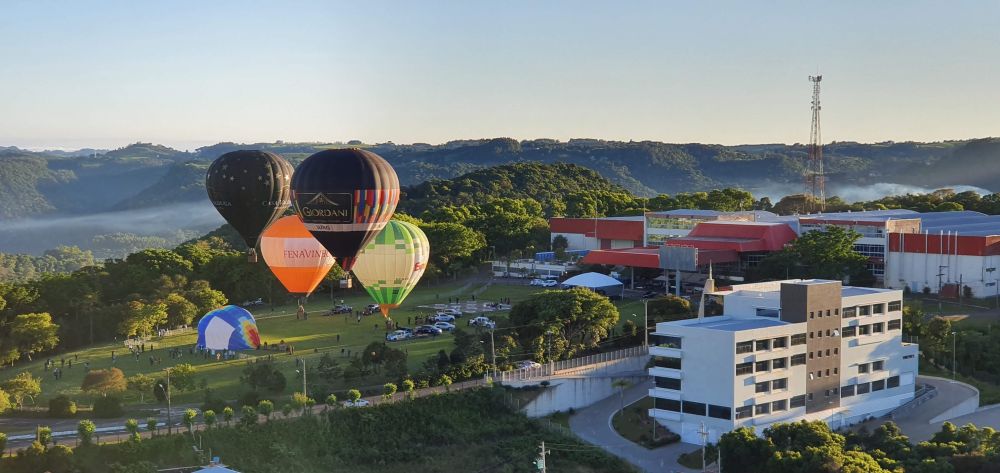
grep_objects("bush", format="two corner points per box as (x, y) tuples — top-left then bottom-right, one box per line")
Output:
(239, 390), (261, 408)
(93, 396), (124, 418)
(200, 389), (229, 414)
(48, 395), (77, 418)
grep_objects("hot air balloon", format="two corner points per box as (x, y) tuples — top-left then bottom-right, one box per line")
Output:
(290, 149), (399, 271)
(197, 305), (261, 351)
(353, 220), (430, 318)
(261, 215), (336, 316)
(206, 150), (293, 262)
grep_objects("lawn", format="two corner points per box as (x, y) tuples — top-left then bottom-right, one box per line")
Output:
(0, 280), (550, 408)
(611, 396), (677, 449)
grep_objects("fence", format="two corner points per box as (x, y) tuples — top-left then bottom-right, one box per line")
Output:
(497, 345), (648, 382)
(890, 383), (938, 420)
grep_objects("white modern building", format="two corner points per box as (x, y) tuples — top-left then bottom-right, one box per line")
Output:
(648, 279), (918, 443)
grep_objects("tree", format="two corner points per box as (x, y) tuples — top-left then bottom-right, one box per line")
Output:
(4, 371), (42, 407)
(8, 312), (59, 362)
(38, 426), (52, 449)
(281, 403), (293, 418)
(509, 287), (620, 360)
(240, 405), (257, 426)
(241, 361), (287, 393)
(324, 394), (337, 412)
(438, 374), (453, 391)
(127, 373), (156, 403)
(146, 417), (158, 435)
(0, 432), (5, 453)
(257, 399), (274, 421)
(383, 382), (398, 401)
(125, 418), (140, 442)
(118, 301), (168, 337)
(754, 227), (870, 284)
(0, 387), (11, 413)
(203, 409), (216, 429)
(420, 222), (486, 276)
(48, 394), (77, 417)
(77, 419), (96, 446)
(162, 293), (198, 327)
(182, 408), (197, 435)
(348, 389), (361, 405)
(402, 379), (416, 400)
(82, 368), (127, 396)
(223, 406), (234, 426)
(647, 295), (693, 322)
(719, 427), (775, 473)
(170, 363), (197, 391)
(184, 280), (228, 315)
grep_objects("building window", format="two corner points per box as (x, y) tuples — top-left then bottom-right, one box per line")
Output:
(873, 303), (885, 315)
(825, 349), (831, 356)
(873, 323), (885, 333)
(809, 332), (814, 339)
(857, 383), (871, 394)
(842, 384), (856, 397)
(859, 325), (871, 336)
(790, 395), (806, 408)
(736, 362), (754, 376)
(815, 370), (822, 378)
(826, 310), (831, 317)
(817, 331), (823, 338)
(652, 335), (682, 349)
(809, 352), (814, 359)
(859, 305), (871, 316)
(858, 363), (870, 374)
(842, 326), (857, 338)
(756, 308), (780, 318)
(807, 393), (814, 401)
(825, 369), (830, 376)
(810, 311), (814, 319)
(903, 354), (915, 359)
(735, 405), (753, 419)
(887, 376), (900, 389)
(825, 389), (831, 397)
(756, 339), (771, 351)
(834, 348), (839, 355)
(772, 357), (787, 370)
(654, 397), (681, 412)
(872, 379), (886, 391)
(834, 368), (838, 374)
(655, 376), (681, 390)
(736, 341), (754, 354)
(835, 308), (840, 315)
(755, 404), (771, 415)
(773, 337), (788, 349)
(791, 354), (806, 366)
(791, 333), (807, 345)
(756, 381), (770, 393)
(873, 360), (885, 371)
(826, 329), (831, 337)
(843, 306), (857, 318)
(772, 378), (788, 390)
(755, 360), (770, 372)
(888, 319), (901, 330)
(889, 301), (902, 312)
(772, 399), (787, 411)
(654, 356), (682, 370)
(683, 400), (707, 416)
(708, 405), (732, 420)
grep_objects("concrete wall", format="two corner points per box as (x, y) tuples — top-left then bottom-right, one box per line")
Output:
(886, 251), (1000, 297)
(521, 375), (649, 417)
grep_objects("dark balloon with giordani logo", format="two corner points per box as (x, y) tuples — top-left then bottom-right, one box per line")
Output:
(206, 150), (293, 262)
(290, 148), (399, 271)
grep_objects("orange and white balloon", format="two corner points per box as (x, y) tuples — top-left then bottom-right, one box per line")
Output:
(261, 216), (336, 296)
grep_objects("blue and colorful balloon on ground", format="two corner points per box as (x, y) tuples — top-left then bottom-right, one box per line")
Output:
(352, 220), (430, 318)
(197, 305), (261, 350)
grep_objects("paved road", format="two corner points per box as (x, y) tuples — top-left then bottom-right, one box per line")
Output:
(569, 379), (700, 473)
(853, 375), (979, 442)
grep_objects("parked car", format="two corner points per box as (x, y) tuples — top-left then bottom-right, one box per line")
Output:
(433, 321), (456, 332)
(439, 308), (463, 316)
(342, 399), (370, 408)
(385, 330), (412, 341)
(331, 304), (353, 314)
(515, 360), (542, 370)
(529, 279), (545, 286)
(468, 316), (496, 329)
(430, 314), (456, 323)
(366, 303), (380, 311)
(540, 280), (558, 287)
(241, 298), (264, 307)
(416, 325), (442, 336)
(640, 291), (659, 299)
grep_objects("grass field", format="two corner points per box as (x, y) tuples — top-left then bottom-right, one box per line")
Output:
(0, 279), (645, 409)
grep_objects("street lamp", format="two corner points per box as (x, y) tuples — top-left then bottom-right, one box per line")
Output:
(164, 368), (172, 435)
(952, 331), (957, 380)
(296, 358), (307, 397)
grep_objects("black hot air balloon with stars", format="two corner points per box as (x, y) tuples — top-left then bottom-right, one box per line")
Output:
(291, 148), (399, 270)
(206, 150), (294, 262)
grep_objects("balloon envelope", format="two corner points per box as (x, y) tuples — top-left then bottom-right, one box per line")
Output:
(353, 220), (430, 317)
(197, 305), (261, 350)
(261, 216), (336, 296)
(290, 149), (399, 270)
(206, 150), (293, 262)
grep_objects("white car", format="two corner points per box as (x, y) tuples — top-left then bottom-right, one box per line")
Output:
(468, 316), (496, 329)
(529, 279), (545, 286)
(516, 360), (542, 370)
(540, 280), (558, 287)
(342, 399), (370, 408)
(385, 330), (412, 341)
(433, 321), (456, 332)
(439, 308), (463, 316)
(431, 314), (456, 323)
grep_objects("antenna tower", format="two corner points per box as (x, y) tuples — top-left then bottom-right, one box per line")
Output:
(806, 75), (826, 211)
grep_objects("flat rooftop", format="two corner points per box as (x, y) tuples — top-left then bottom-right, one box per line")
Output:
(681, 318), (787, 331)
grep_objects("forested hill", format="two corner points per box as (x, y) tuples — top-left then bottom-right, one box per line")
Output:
(2, 137), (999, 220)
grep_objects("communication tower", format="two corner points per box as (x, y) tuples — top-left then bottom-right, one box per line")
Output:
(806, 75), (826, 211)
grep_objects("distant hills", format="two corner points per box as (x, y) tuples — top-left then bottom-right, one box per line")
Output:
(1, 137), (998, 222)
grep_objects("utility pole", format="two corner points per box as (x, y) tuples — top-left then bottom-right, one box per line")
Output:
(952, 331), (957, 379)
(489, 328), (496, 366)
(642, 299), (649, 347)
(297, 358), (307, 397)
(698, 421), (708, 473)
(535, 441), (549, 472)
(165, 368), (172, 435)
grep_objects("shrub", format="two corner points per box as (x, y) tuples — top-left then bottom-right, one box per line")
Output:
(239, 390), (261, 408)
(93, 396), (124, 418)
(48, 395), (77, 418)
(0, 432), (5, 452)
(146, 417), (158, 434)
(240, 405), (257, 426)
(77, 420), (96, 446)
(203, 410), (216, 428)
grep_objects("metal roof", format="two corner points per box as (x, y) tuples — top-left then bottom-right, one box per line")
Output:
(681, 318), (788, 331)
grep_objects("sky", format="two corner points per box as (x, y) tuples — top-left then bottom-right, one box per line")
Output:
(0, 1), (997, 150)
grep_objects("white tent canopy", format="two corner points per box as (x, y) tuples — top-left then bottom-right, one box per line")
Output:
(561, 272), (624, 298)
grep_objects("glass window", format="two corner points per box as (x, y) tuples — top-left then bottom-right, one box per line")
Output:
(756, 308), (780, 318)
(736, 362), (754, 376)
(857, 383), (871, 394)
(835, 308), (840, 315)
(755, 381), (770, 393)
(887, 376), (900, 389)
(809, 352), (814, 359)
(858, 363), (870, 374)
(791, 334), (807, 345)
(755, 360), (770, 372)
(772, 399), (787, 411)
(859, 305), (871, 316)
(654, 356), (682, 370)
(859, 325), (871, 336)
(834, 348), (839, 355)
(842, 384), (855, 397)
(816, 331), (823, 338)
(888, 301), (902, 311)
(652, 335), (682, 349)
(735, 405), (753, 419)
(873, 360), (884, 371)
(810, 311), (814, 319)
(807, 393), (814, 401)
(756, 339), (771, 351)
(772, 357), (787, 370)
(873, 304), (885, 314)
(872, 379), (885, 391)
(834, 368), (838, 374)
(825, 389), (831, 397)
(842, 306), (857, 318)
(809, 332), (815, 339)
(888, 319), (901, 330)
(708, 405), (731, 420)
(772, 378), (788, 390)
(791, 354), (806, 366)
(873, 323), (885, 333)
(772, 337), (788, 349)
(826, 310), (831, 317)
(815, 370), (822, 378)
(683, 401), (706, 416)
(736, 341), (754, 354)
(655, 376), (681, 390)
(655, 397), (680, 412)
(755, 403), (770, 415)
(842, 326), (857, 338)
(825, 369), (830, 376)
(825, 349), (831, 356)
(790, 395), (806, 408)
